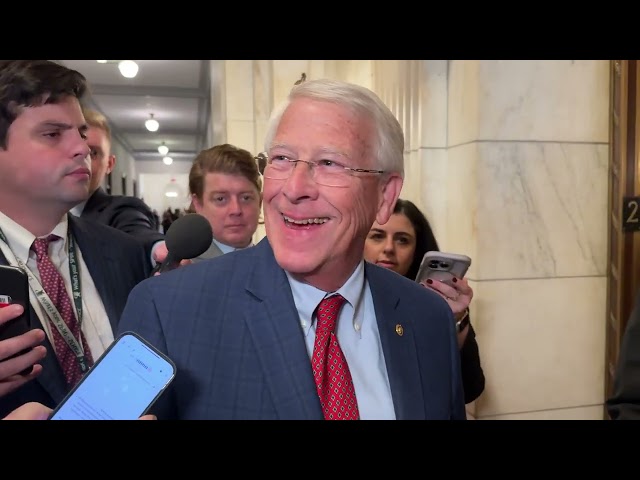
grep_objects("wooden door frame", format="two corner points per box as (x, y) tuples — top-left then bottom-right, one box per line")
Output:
(604, 59), (640, 418)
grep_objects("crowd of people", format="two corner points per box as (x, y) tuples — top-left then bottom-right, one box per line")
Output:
(0, 59), (492, 420)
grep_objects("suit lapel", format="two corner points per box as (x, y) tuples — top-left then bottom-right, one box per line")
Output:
(68, 215), (120, 333)
(0, 250), (67, 403)
(366, 263), (428, 420)
(242, 240), (323, 420)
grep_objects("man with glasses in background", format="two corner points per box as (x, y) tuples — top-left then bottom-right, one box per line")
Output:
(116, 78), (465, 420)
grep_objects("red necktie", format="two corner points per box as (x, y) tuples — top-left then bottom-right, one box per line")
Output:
(31, 235), (93, 387)
(311, 294), (360, 420)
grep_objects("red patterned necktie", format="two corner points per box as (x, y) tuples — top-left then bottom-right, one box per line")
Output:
(312, 294), (360, 420)
(31, 235), (93, 387)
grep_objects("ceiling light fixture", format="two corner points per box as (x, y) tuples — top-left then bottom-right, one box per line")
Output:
(145, 113), (159, 132)
(162, 156), (173, 166)
(96, 60), (108, 64)
(118, 60), (139, 78)
(158, 143), (169, 156)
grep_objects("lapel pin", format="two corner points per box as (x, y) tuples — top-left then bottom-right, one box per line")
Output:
(395, 324), (403, 336)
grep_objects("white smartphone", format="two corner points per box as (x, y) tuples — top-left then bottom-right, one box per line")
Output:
(49, 331), (176, 420)
(415, 251), (472, 287)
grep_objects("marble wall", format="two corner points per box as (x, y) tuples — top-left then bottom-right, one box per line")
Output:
(375, 60), (610, 419)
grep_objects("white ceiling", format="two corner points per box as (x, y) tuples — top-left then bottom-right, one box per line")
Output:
(58, 60), (210, 164)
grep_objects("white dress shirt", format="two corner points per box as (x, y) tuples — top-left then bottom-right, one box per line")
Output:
(285, 260), (396, 420)
(0, 211), (114, 360)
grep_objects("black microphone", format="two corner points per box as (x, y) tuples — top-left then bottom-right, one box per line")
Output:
(152, 213), (213, 275)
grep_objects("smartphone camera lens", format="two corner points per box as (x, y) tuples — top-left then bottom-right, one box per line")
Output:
(428, 260), (440, 268)
(439, 262), (450, 268)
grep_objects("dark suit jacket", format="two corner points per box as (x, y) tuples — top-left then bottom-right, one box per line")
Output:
(0, 215), (150, 418)
(607, 289), (640, 419)
(117, 238), (466, 420)
(81, 187), (164, 259)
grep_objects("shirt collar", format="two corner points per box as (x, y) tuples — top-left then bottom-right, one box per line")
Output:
(212, 237), (254, 254)
(286, 260), (366, 333)
(0, 211), (69, 263)
(70, 200), (87, 217)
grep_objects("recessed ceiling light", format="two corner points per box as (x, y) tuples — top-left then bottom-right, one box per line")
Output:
(145, 113), (159, 132)
(118, 60), (139, 78)
(163, 156), (173, 166)
(158, 143), (169, 156)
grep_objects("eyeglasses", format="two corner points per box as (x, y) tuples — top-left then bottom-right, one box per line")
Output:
(262, 154), (385, 188)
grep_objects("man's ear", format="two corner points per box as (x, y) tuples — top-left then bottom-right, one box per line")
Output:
(106, 154), (116, 174)
(191, 194), (204, 214)
(375, 173), (403, 226)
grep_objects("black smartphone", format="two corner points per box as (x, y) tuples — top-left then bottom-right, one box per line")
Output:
(0, 264), (34, 375)
(49, 331), (177, 420)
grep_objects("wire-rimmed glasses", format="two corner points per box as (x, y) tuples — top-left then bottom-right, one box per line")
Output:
(262, 153), (385, 188)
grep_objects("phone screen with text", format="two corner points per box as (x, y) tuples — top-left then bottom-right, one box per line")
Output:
(50, 333), (175, 420)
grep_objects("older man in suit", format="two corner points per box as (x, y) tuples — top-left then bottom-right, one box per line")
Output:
(117, 79), (465, 420)
(0, 60), (150, 418)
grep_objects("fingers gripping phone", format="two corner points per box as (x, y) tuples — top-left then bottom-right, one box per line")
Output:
(49, 331), (176, 420)
(0, 264), (34, 375)
(415, 251), (472, 287)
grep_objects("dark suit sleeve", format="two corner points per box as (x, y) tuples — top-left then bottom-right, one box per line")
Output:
(108, 198), (165, 258)
(607, 289), (640, 419)
(460, 320), (485, 404)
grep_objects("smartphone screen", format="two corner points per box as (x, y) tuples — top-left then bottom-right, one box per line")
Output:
(50, 332), (176, 420)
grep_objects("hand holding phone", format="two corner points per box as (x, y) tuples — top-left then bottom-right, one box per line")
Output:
(0, 305), (47, 397)
(415, 251), (472, 286)
(0, 265), (31, 342)
(2, 402), (157, 421)
(49, 331), (176, 420)
(0, 264), (45, 377)
(415, 252), (474, 335)
(2, 401), (52, 420)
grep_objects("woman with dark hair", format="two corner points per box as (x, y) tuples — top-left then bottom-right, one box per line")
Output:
(364, 198), (485, 404)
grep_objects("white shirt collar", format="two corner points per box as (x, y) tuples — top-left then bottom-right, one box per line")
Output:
(0, 211), (69, 263)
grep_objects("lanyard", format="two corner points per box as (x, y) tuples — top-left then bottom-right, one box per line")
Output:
(0, 223), (89, 372)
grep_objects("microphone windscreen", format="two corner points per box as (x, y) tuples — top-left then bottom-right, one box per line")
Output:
(165, 213), (213, 261)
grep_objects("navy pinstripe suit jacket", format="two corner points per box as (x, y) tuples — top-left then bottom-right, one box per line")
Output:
(117, 237), (466, 420)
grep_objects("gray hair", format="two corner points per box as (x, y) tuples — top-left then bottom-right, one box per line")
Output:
(263, 78), (404, 177)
